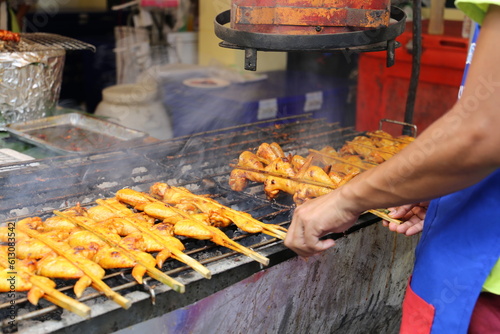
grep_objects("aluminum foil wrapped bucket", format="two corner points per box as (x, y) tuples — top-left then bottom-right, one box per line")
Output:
(0, 47), (66, 127)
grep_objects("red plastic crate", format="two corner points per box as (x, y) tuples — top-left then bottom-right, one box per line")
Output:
(356, 26), (468, 135)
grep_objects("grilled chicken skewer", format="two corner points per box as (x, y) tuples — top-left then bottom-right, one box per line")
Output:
(0, 247), (91, 318)
(1, 217), (106, 298)
(92, 198), (211, 279)
(14, 214), (162, 298)
(116, 189), (270, 266)
(8, 214), (151, 293)
(54, 210), (185, 294)
(230, 139), (411, 210)
(0, 246), (49, 305)
(58, 206), (159, 285)
(15, 222), (131, 309)
(150, 183), (287, 240)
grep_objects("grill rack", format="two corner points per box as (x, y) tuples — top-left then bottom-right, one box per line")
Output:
(0, 116), (374, 333)
(0, 33), (95, 53)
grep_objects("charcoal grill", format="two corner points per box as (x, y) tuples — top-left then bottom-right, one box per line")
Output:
(0, 116), (418, 334)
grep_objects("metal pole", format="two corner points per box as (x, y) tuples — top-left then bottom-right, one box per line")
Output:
(403, 0), (422, 135)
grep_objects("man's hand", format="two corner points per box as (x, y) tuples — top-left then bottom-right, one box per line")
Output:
(382, 202), (429, 236)
(284, 190), (361, 257)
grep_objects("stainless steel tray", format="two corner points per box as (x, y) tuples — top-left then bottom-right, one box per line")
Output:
(5, 113), (147, 154)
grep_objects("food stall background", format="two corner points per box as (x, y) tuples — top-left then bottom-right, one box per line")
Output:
(19, 0), (468, 138)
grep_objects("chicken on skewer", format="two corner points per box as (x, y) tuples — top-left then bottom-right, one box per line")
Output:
(0, 218), (105, 298)
(229, 151), (268, 192)
(0, 218), (70, 260)
(256, 142), (285, 163)
(0, 247), (91, 318)
(116, 189), (270, 266)
(150, 183), (287, 240)
(230, 136), (412, 204)
(9, 211), (160, 299)
(12, 211), (150, 289)
(54, 210), (185, 294)
(53, 207), (185, 293)
(89, 198), (211, 278)
(229, 142), (286, 192)
(13, 221), (129, 306)
(0, 247), (46, 305)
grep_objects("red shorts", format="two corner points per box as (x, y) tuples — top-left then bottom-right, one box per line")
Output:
(468, 292), (500, 334)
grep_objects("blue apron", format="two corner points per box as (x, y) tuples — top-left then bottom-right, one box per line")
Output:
(401, 169), (500, 333)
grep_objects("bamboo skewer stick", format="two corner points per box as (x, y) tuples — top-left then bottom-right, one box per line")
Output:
(343, 141), (397, 155)
(0, 257), (91, 318)
(367, 133), (414, 144)
(16, 225), (132, 309)
(95, 199), (212, 279)
(308, 149), (372, 170)
(136, 193), (270, 266)
(54, 211), (185, 294)
(366, 209), (402, 225)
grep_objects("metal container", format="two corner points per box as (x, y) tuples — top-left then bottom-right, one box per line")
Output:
(0, 47), (65, 127)
(5, 112), (148, 154)
(230, 0), (392, 35)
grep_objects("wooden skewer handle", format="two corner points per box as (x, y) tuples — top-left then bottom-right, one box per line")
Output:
(367, 209), (402, 225)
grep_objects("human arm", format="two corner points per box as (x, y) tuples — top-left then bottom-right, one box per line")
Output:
(284, 5), (500, 257)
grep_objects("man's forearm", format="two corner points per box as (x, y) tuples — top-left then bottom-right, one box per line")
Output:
(339, 6), (500, 213)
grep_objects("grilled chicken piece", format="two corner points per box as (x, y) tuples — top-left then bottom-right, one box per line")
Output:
(367, 130), (396, 147)
(229, 151), (268, 191)
(330, 155), (364, 175)
(68, 229), (120, 249)
(340, 136), (378, 157)
(256, 142), (285, 163)
(94, 197), (210, 274)
(0, 265), (56, 305)
(0, 268), (33, 291)
(0, 29), (21, 42)
(309, 146), (340, 166)
(36, 251), (106, 298)
(0, 225), (70, 260)
(171, 218), (271, 267)
(0, 247), (51, 305)
(94, 245), (156, 284)
(89, 197), (203, 269)
(115, 188), (152, 210)
(291, 154), (307, 172)
(61, 208), (160, 284)
(263, 157), (298, 199)
(43, 216), (80, 232)
(292, 166), (338, 205)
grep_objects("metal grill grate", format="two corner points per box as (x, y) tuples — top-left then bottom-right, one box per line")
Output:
(0, 116), (375, 334)
(0, 33), (95, 53)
